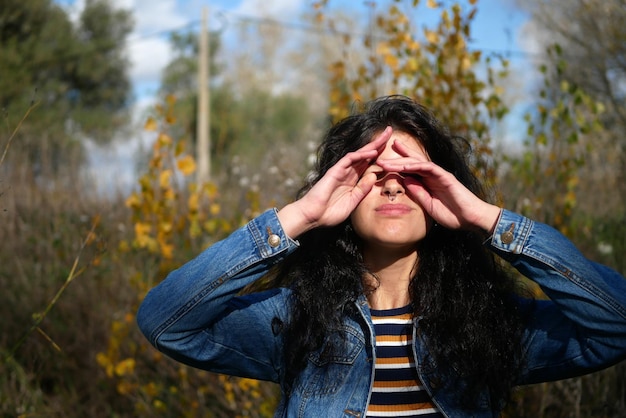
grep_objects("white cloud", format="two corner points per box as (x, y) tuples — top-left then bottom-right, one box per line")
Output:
(124, 0), (190, 93)
(515, 19), (548, 92)
(232, 0), (306, 19)
(127, 36), (173, 86)
(130, 0), (188, 35)
(517, 20), (545, 57)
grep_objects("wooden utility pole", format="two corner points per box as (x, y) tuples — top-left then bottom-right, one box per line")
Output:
(196, 6), (211, 182)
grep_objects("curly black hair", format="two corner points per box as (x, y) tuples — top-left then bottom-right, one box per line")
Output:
(269, 95), (527, 410)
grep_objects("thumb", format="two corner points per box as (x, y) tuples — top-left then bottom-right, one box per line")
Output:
(354, 172), (377, 199)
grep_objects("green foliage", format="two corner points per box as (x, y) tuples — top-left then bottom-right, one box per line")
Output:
(503, 44), (605, 235)
(157, 29), (312, 177)
(321, 0), (508, 192)
(71, 0), (133, 136)
(1, 1), (624, 417)
(97, 96), (279, 417)
(498, 37), (625, 418)
(0, 0), (133, 174)
(0, 182), (116, 417)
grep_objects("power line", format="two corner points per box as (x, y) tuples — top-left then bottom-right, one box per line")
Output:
(124, 8), (546, 62)
(9, 3), (549, 82)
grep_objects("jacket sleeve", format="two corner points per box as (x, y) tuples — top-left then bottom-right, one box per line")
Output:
(136, 209), (299, 382)
(488, 210), (626, 384)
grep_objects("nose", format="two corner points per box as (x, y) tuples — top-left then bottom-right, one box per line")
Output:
(381, 174), (405, 201)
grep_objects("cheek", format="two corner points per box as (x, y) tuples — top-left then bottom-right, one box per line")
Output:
(349, 192), (380, 239)
(349, 204), (368, 237)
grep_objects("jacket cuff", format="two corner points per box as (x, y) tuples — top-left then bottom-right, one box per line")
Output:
(488, 209), (533, 255)
(248, 209), (300, 259)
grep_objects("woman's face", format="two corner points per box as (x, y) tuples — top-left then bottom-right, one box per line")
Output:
(350, 131), (433, 252)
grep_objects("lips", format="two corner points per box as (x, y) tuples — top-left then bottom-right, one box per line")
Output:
(375, 204), (412, 215)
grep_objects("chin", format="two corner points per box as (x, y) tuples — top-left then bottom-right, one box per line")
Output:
(368, 235), (424, 249)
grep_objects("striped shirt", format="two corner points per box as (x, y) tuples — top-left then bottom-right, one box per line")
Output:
(367, 305), (443, 418)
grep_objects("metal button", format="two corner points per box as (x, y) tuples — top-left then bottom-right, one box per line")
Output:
(268, 234), (281, 247)
(501, 231), (514, 244)
(500, 223), (515, 244)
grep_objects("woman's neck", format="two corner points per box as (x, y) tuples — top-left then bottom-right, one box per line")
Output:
(362, 246), (417, 310)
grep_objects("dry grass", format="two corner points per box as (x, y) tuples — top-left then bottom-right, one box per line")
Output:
(0, 113), (624, 417)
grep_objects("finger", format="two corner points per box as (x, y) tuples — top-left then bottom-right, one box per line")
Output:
(404, 179), (428, 198)
(353, 172), (377, 199)
(402, 176), (429, 199)
(376, 159), (440, 176)
(335, 127), (392, 175)
(390, 137), (431, 160)
(360, 126), (392, 153)
(358, 171), (378, 188)
(333, 151), (379, 181)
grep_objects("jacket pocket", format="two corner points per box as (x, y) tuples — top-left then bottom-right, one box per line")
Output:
(302, 325), (365, 396)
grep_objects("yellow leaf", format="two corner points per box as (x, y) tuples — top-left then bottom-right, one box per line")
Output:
(409, 40), (421, 51)
(157, 133), (173, 147)
(383, 53), (399, 70)
(159, 221), (173, 234)
(142, 382), (160, 397)
(177, 155), (197, 176)
(427, 0), (438, 8)
(96, 352), (111, 372)
(395, 13), (408, 25)
(210, 203), (220, 215)
(163, 188), (175, 201)
(174, 140), (185, 157)
(203, 219), (218, 234)
(114, 358), (136, 377)
(159, 170), (172, 189)
(188, 193), (199, 212)
(118, 240), (130, 252)
(405, 57), (419, 72)
(376, 42), (390, 56)
(134, 223), (158, 252)
(144, 116), (157, 131)
(461, 56), (472, 70)
(424, 30), (439, 44)
(85, 231), (97, 246)
(166, 94), (176, 107)
(153, 399), (167, 412)
(189, 219), (201, 238)
(135, 222), (151, 239)
(125, 192), (141, 209)
(116, 381), (135, 396)
(160, 242), (174, 259)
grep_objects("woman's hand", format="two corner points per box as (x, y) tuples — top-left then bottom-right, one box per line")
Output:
(278, 127), (392, 239)
(377, 140), (501, 234)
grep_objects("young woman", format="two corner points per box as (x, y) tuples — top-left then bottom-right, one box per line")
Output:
(137, 95), (626, 417)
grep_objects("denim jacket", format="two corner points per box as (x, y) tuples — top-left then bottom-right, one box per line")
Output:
(137, 209), (626, 418)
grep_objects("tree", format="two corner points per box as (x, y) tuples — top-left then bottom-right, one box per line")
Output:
(314, 1), (625, 416)
(317, 0), (510, 192)
(0, 0), (133, 177)
(72, 0), (133, 139)
(515, 0), (626, 217)
(499, 1), (626, 416)
(156, 23), (315, 209)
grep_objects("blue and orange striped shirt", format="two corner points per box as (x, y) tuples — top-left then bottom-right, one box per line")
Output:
(367, 305), (443, 418)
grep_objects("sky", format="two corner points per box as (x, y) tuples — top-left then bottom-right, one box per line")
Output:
(56, 0), (535, 109)
(53, 0), (538, 195)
